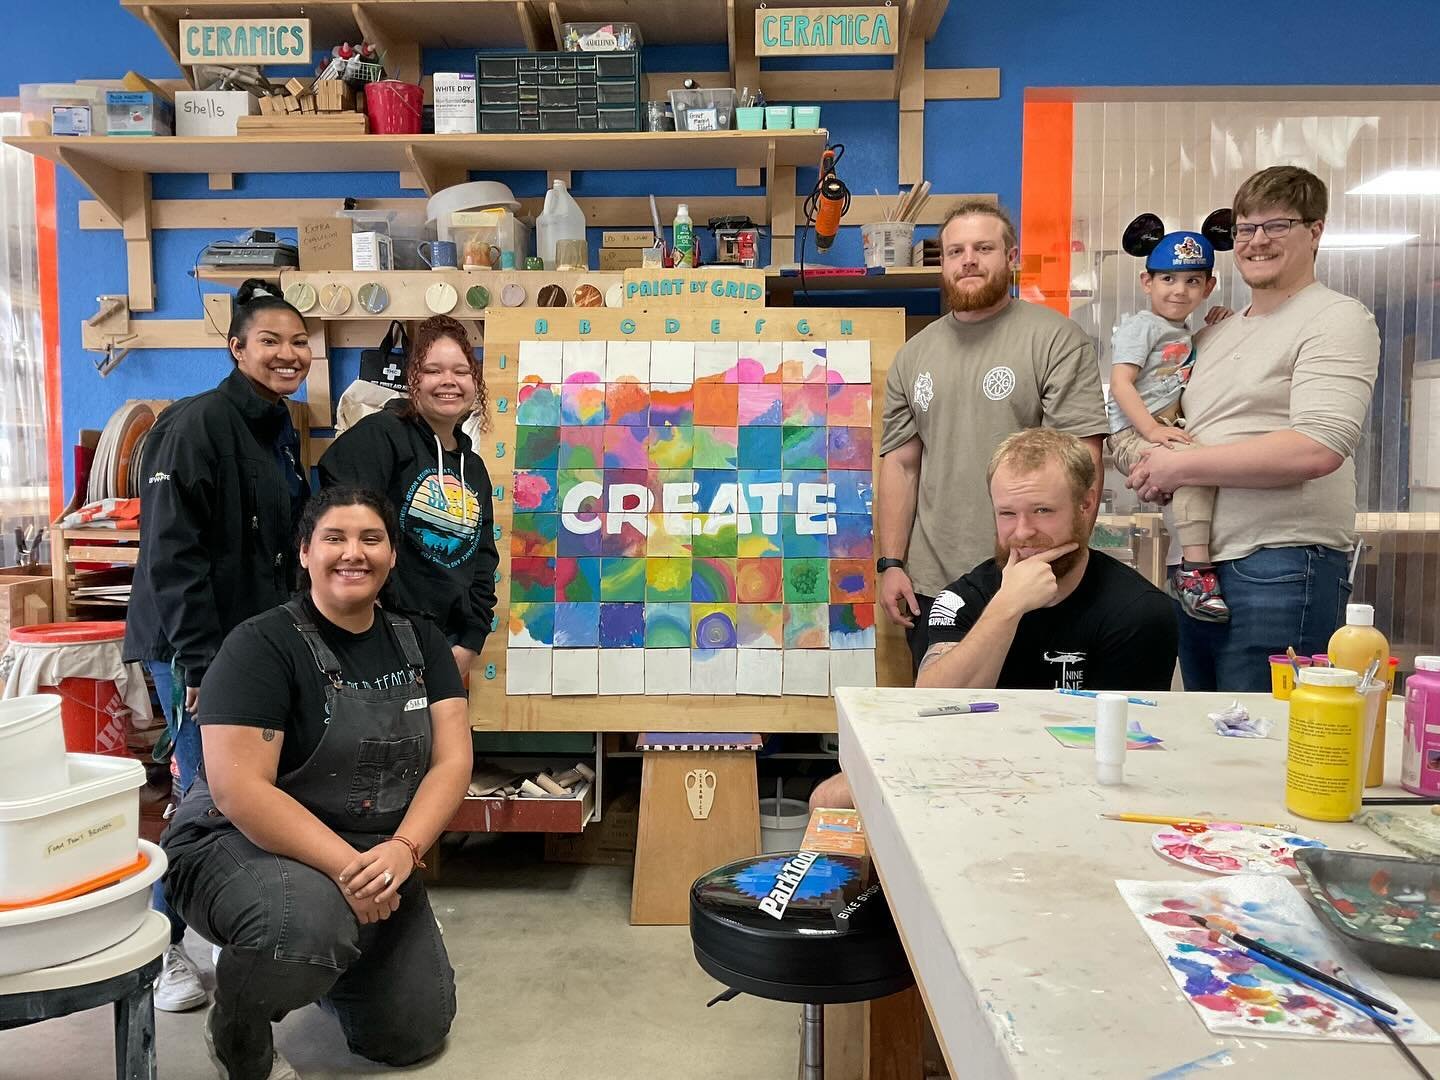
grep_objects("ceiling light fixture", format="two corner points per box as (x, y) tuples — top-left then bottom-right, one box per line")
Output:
(1319, 232), (1417, 249)
(1347, 170), (1440, 196)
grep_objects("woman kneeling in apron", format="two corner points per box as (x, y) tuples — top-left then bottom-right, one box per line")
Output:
(161, 486), (472, 1080)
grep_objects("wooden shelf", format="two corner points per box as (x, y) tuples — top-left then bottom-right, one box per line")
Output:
(766, 266), (939, 292)
(8, 130), (828, 208)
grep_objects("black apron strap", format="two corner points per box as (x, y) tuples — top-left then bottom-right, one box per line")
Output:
(384, 610), (426, 673)
(283, 598), (345, 679)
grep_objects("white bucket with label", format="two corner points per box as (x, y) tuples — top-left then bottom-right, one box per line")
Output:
(759, 796), (811, 853)
(0, 753), (145, 905)
(861, 221), (915, 268)
(0, 694), (69, 802)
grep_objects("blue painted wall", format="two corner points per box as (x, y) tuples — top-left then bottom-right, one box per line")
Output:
(6, 1), (1440, 494)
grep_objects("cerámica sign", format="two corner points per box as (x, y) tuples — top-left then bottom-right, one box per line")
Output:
(754, 6), (897, 56)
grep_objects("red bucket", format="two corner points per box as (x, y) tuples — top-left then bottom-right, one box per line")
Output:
(8, 622), (131, 757)
(364, 80), (424, 134)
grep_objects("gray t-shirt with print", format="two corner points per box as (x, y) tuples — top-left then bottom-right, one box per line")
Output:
(1104, 310), (1195, 433)
(880, 300), (1108, 597)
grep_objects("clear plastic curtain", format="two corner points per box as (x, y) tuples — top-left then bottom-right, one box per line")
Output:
(0, 110), (48, 567)
(1070, 98), (1440, 668)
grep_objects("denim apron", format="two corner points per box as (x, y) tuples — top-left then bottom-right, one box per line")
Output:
(164, 601), (432, 851)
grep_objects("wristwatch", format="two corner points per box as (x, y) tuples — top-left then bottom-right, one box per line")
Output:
(876, 558), (906, 573)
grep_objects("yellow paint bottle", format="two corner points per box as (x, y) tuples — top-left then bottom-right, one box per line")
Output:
(1286, 667), (1365, 822)
(1327, 602), (1390, 787)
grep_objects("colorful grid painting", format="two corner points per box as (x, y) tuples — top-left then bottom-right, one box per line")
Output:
(506, 339), (874, 697)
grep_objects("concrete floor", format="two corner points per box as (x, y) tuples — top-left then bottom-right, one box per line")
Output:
(2, 836), (799, 1080)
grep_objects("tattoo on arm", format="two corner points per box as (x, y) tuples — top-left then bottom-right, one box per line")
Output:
(262, 729), (276, 742)
(917, 641), (960, 674)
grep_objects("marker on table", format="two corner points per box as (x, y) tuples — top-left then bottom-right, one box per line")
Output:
(916, 702), (1000, 717)
(1056, 688), (1158, 707)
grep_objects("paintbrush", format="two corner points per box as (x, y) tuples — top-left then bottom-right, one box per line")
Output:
(1363, 796), (1440, 805)
(1198, 925), (1433, 1079)
(1101, 812), (1292, 829)
(1187, 915), (1396, 1014)
(1286, 646), (1302, 678)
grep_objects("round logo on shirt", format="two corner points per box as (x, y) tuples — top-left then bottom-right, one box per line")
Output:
(982, 366), (1016, 401)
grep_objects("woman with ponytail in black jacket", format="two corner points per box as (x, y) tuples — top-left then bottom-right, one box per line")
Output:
(122, 278), (313, 1011)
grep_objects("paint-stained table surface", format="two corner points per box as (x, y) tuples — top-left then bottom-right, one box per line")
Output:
(836, 687), (1440, 1079)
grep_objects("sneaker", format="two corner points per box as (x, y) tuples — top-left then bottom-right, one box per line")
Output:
(154, 944), (209, 1012)
(203, 1007), (301, 1080)
(1171, 566), (1231, 623)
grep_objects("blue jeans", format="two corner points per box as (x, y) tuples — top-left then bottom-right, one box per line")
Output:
(147, 659), (201, 945)
(1178, 545), (1352, 693)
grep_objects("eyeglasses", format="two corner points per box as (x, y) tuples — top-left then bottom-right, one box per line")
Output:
(1231, 218), (1312, 242)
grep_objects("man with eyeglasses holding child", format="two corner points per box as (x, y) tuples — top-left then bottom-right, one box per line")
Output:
(1126, 166), (1380, 693)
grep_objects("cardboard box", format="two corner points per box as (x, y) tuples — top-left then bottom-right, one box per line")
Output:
(0, 569), (53, 653)
(298, 217), (352, 270)
(543, 787), (638, 866)
(433, 72), (477, 134)
(175, 91), (258, 136)
(599, 246), (645, 270)
(105, 91), (173, 135)
(351, 231), (393, 271)
(602, 230), (657, 248)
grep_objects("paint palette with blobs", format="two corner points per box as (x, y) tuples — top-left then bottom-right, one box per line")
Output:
(1152, 823), (1325, 880)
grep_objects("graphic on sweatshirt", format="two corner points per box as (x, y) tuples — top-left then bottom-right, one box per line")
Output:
(401, 468), (482, 569)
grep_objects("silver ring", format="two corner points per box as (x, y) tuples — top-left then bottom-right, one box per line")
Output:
(382, 870), (393, 886)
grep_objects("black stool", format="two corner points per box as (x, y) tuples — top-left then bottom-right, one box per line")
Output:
(690, 851), (913, 1079)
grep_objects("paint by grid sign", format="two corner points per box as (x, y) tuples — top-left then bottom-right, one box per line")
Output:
(474, 306), (905, 715)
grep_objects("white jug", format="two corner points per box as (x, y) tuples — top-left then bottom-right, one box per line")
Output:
(536, 179), (586, 270)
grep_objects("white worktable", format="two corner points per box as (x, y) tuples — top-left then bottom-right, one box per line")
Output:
(835, 687), (1440, 1079)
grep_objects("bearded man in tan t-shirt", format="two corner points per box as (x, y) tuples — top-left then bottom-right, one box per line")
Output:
(877, 200), (1109, 677)
(1128, 166), (1380, 692)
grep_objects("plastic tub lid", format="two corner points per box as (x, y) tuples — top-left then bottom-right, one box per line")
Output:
(1416, 656), (1440, 672)
(0, 753), (143, 821)
(1298, 667), (1361, 687)
(426, 181), (520, 226)
(9, 621), (125, 645)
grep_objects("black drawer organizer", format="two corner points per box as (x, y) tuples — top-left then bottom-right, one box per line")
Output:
(475, 51), (642, 133)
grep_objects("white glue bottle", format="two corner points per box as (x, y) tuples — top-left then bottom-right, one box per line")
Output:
(1095, 693), (1128, 785)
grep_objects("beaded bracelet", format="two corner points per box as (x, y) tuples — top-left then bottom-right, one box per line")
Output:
(388, 834), (427, 870)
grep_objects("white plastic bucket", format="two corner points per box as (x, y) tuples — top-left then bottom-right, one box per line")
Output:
(759, 796), (811, 853)
(861, 221), (915, 268)
(0, 694), (69, 802)
(0, 838), (164, 976)
(0, 752), (145, 905)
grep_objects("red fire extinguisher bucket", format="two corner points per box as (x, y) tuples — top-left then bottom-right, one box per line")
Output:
(364, 80), (425, 134)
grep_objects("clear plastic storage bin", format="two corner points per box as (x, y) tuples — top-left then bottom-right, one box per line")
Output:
(669, 88), (737, 132)
(20, 83), (105, 136)
(560, 21), (642, 52)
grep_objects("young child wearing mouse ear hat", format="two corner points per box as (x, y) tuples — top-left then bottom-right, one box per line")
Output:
(1107, 208), (1237, 624)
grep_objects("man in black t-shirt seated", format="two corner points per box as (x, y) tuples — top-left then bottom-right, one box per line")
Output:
(812, 428), (1177, 809)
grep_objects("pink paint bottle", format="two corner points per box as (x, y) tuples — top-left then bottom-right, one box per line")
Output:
(1402, 656), (1440, 796)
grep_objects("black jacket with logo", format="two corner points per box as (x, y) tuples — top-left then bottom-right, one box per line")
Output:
(317, 401), (497, 652)
(123, 368), (309, 687)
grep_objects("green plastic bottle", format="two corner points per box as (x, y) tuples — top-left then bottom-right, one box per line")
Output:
(673, 202), (695, 268)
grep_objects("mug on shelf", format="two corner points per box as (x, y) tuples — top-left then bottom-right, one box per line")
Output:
(418, 240), (459, 270)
